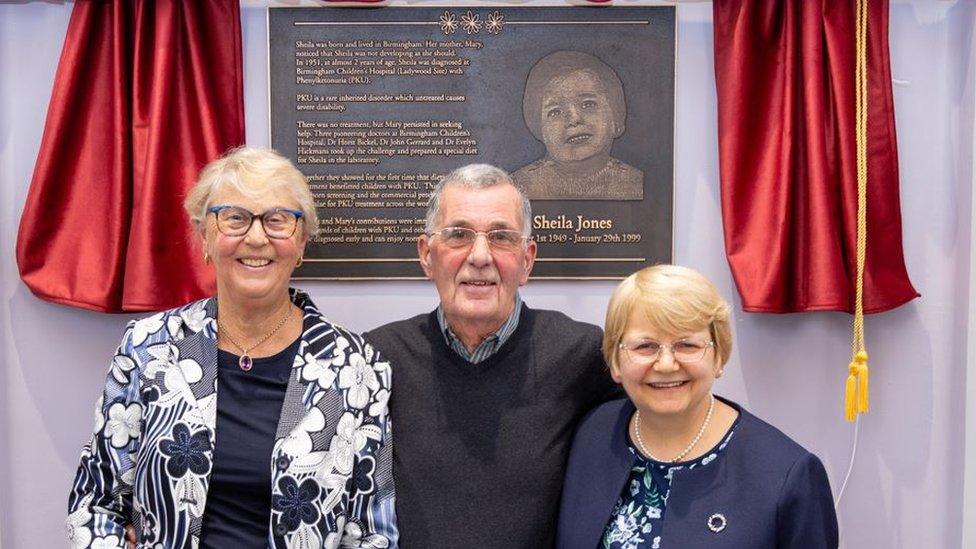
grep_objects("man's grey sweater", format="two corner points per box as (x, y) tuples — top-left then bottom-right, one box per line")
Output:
(366, 305), (620, 549)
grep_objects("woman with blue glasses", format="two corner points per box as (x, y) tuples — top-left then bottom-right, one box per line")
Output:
(67, 147), (397, 548)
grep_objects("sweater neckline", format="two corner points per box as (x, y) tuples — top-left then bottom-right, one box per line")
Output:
(425, 303), (533, 371)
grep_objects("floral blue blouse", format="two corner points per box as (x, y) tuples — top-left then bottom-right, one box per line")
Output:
(66, 290), (397, 549)
(601, 426), (737, 549)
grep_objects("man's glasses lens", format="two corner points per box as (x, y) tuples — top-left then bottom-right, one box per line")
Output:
(436, 227), (525, 250)
(211, 206), (301, 239)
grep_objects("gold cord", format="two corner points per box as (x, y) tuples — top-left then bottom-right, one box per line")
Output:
(846, 0), (870, 421)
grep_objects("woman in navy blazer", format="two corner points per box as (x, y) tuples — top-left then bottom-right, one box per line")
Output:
(557, 265), (837, 548)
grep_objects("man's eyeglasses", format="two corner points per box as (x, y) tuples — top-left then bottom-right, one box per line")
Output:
(618, 339), (715, 366)
(428, 226), (529, 251)
(208, 205), (304, 239)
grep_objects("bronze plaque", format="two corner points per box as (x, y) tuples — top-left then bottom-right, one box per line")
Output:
(269, 7), (675, 279)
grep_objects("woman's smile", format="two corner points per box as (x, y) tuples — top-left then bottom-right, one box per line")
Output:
(646, 380), (688, 390)
(238, 257), (273, 268)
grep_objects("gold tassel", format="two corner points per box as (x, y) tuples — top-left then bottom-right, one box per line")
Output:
(845, 363), (858, 422)
(855, 351), (869, 413)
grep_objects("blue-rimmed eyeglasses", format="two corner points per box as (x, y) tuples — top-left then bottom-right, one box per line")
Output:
(207, 205), (304, 239)
(618, 339), (715, 366)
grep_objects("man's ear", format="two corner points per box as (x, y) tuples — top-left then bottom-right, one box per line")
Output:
(518, 239), (538, 286)
(417, 233), (433, 278)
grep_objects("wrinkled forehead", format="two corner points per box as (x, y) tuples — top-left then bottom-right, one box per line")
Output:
(437, 183), (524, 230)
(542, 69), (608, 104)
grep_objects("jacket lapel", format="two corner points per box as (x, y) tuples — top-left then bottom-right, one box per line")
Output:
(171, 296), (220, 434)
(275, 290), (335, 438)
(587, 401), (641, 540)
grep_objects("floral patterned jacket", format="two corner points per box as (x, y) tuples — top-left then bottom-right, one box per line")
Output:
(67, 290), (398, 549)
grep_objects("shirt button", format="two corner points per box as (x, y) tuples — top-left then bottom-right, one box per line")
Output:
(275, 523), (288, 536)
(276, 456), (290, 471)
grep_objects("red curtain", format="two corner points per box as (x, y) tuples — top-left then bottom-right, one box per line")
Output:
(713, 0), (918, 313)
(16, 0), (244, 313)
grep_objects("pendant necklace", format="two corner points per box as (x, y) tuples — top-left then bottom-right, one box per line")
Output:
(633, 393), (715, 463)
(218, 304), (292, 371)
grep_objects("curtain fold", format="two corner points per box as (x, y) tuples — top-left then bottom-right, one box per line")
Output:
(16, 0), (244, 313)
(713, 0), (918, 313)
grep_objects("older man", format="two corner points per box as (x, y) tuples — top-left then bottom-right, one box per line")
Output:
(366, 164), (620, 548)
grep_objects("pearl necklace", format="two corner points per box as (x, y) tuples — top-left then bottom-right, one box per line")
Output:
(218, 304), (293, 372)
(633, 393), (716, 463)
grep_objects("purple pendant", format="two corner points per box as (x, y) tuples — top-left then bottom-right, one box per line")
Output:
(239, 354), (253, 371)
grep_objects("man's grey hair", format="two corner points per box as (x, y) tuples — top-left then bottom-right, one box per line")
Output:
(424, 164), (533, 237)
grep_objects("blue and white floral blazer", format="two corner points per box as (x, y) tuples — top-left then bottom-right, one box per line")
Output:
(67, 290), (398, 549)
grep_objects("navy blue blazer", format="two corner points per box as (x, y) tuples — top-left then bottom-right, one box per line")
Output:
(557, 397), (838, 548)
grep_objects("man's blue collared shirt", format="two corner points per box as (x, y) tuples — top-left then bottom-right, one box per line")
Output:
(436, 294), (523, 364)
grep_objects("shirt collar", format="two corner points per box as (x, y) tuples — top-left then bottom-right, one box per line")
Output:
(437, 294), (523, 364)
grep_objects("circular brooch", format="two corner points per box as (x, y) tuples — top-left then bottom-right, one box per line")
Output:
(707, 513), (727, 533)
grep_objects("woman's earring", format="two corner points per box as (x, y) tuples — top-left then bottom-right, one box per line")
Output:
(716, 369), (724, 378)
(296, 256), (304, 268)
(203, 252), (210, 264)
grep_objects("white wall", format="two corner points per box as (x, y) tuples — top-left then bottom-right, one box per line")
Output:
(1, 2), (972, 548)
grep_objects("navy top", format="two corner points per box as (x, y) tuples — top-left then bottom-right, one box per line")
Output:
(602, 423), (737, 549)
(557, 397), (838, 549)
(199, 338), (300, 548)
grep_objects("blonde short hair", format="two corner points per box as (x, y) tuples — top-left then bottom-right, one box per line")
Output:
(183, 147), (318, 239)
(603, 265), (732, 373)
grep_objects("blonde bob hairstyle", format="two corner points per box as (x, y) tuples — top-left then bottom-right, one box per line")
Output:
(603, 264), (732, 374)
(183, 147), (318, 240)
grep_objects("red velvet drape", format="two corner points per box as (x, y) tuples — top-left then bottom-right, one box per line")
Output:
(713, 0), (918, 313)
(16, 0), (244, 313)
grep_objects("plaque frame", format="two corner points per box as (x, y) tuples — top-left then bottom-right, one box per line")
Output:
(268, 6), (676, 280)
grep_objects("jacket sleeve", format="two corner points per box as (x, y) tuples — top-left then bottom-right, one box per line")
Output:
(67, 321), (143, 549)
(346, 344), (399, 548)
(775, 452), (839, 549)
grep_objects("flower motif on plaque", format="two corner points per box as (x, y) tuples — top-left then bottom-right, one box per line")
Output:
(439, 11), (458, 35)
(485, 11), (505, 35)
(461, 11), (483, 35)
